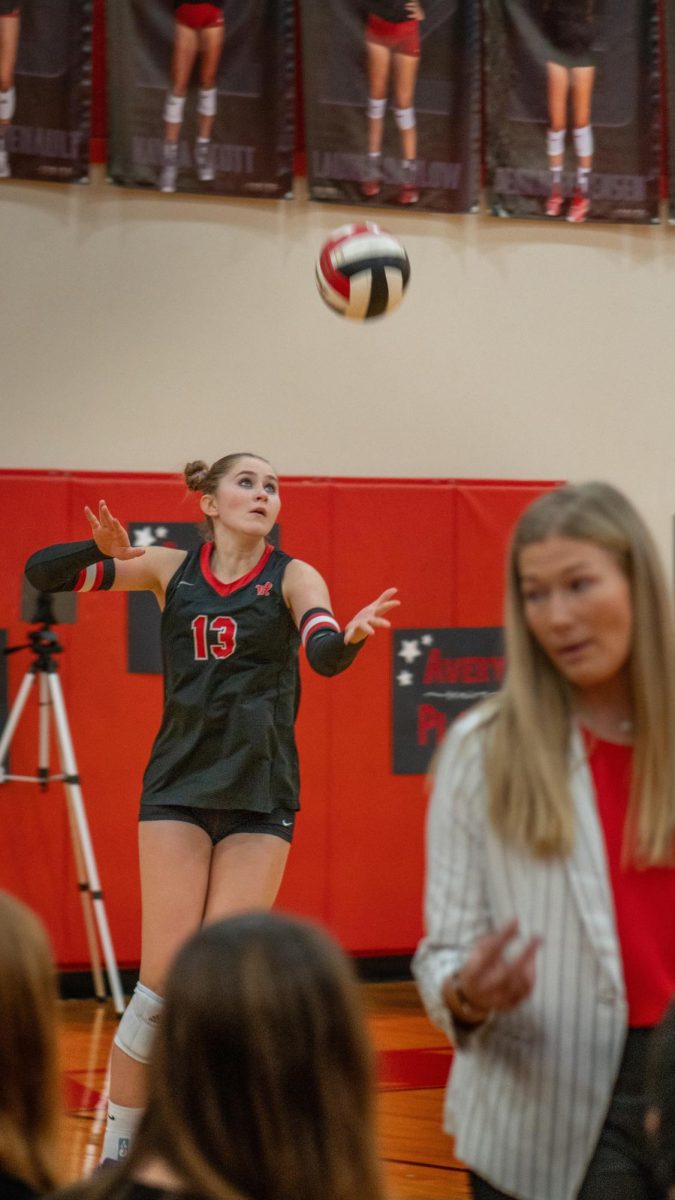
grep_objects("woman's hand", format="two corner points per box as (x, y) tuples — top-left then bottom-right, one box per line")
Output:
(344, 587), (400, 645)
(445, 919), (541, 1016)
(406, 1), (425, 19)
(84, 501), (146, 561)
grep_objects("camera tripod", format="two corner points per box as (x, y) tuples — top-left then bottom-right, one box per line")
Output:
(0, 599), (125, 1014)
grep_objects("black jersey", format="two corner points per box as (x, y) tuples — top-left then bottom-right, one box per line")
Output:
(140, 544), (300, 813)
(364, 1), (410, 23)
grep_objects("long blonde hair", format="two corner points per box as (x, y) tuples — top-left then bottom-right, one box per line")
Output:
(0, 891), (61, 1192)
(485, 481), (675, 864)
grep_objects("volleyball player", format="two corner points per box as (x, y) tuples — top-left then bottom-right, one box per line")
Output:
(361, 0), (425, 206)
(159, 0), (226, 193)
(25, 452), (399, 1165)
(541, 1), (602, 224)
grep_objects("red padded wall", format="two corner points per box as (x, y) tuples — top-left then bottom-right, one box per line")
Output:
(0, 471), (558, 966)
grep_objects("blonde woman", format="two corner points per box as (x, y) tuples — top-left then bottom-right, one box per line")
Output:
(413, 482), (675, 1200)
(0, 891), (61, 1199)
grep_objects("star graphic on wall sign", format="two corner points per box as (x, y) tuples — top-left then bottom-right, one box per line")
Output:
(132, 526), (157, 548)
(398, 639), (422, 664)
(397, 670), (414, 686)
(421, 634), (434, 645)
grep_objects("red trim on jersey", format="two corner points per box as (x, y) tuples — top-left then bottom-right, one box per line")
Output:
(200, 541), (274, 597)
(583, 730), (675, 1027)
(74, 568), (86, 591)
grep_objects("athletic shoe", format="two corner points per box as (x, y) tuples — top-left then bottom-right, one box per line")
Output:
(195, 141), (215, 183)
(545, 184), (562, 217)
(0, 142), (10, 179)
(567, 188), (590, 224)
(360, 177), (381, 198)
(399, 182), (419, 205)
(159, 160), (177, 193)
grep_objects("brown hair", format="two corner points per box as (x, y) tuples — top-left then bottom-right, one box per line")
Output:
(0, 891), (61, 1193)
(484, 481), (675, 864)
(184, 454), (273, 539)
(89, 912), (385, 1200)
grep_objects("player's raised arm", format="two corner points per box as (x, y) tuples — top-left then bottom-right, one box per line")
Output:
(283, 559), (399, 677)
(24, 501), (185, 600)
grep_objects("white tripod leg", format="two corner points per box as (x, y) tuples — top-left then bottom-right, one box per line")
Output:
(46, 672), (125, 1014)
(40, 672), (106, 1003)
(0, 671), (37, 780)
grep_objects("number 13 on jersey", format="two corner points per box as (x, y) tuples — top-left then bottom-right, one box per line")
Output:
(191, 615), (238, 661)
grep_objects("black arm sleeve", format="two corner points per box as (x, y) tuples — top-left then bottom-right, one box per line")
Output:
(300, 608), (365, 678)
(25, 541), (114, 593)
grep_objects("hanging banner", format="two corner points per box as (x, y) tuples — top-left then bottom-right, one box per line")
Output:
(0, 0), (90, 184)
(106, 0), (294, 199)
(392, 627), (504, 775)
(485, 0), (660, 224)
(300, 0), (480, 213)
(667, 1), (675, 222)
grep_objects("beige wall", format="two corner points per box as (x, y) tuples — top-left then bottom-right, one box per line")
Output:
(2, 170), (675, 565)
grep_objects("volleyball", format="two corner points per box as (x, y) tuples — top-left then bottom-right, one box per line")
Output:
(316, 223), (410, 320)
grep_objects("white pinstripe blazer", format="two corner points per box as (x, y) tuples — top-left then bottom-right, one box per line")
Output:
(412, 707), (628, 1200)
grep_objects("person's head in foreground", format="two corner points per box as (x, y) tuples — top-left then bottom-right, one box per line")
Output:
(87, 911), (386, 1200)
(0, 890), (61, 1197)
(489, 480), (675, 864)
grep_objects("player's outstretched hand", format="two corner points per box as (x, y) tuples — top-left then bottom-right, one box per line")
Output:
(85, 500), (146, 560)
(406, 0), (424, 19)
(344, 587), (400, 645)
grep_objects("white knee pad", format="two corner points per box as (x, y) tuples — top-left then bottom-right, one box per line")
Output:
(164, 92), (186, 124)
(113, 982), (163, 1065)
(546, 127), (565, 157)
(197, 87), (217, 117)
(367, 96), (387, 120)
(0, 88), (16, 121)
(573, 124), (593, 157)
(394, 106), (416, 131)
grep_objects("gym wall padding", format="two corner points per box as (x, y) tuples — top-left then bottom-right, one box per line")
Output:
(0, 470), (557, 967)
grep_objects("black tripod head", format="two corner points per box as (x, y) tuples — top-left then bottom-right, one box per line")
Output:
(4, 591), (64, 672)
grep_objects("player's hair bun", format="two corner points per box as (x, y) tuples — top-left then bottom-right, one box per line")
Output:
(184, 460), (211, 492)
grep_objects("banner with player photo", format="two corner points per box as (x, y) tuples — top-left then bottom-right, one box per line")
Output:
(485, 0), (660, 224)
(666, 1), (675, 222)
(127, 521), (280, 673)
(106, 0), (294, 199)
(0, 0), (90, 184)
(300, 0), (480, 213)
(392, 627), (504, 774)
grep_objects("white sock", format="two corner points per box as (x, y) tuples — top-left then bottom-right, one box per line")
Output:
(100, 1101), (143, 1163)
(577, 166), (591, 195)
(550, 165), (562, 185)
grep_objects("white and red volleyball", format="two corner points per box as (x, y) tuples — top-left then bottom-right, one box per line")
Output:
(315, 223), (410, 320)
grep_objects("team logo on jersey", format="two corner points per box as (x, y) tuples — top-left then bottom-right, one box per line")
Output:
(256, 581), (273, 597)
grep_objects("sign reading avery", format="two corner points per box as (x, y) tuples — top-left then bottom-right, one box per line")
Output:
(392, 626), (504, 775)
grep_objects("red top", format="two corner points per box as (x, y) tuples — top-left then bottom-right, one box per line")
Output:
(583, 730), (675, 1027)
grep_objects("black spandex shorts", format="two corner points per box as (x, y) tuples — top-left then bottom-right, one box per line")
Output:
(138, 804), (296, 845)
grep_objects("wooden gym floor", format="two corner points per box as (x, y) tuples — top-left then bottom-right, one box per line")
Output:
(59, 981), (470, 1199)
